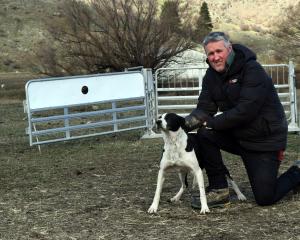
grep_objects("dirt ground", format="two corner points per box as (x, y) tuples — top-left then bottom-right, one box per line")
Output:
(0, 75), (300, 239)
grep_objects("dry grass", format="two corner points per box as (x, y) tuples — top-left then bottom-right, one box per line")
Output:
(0, 73), (300, 239)
(1, 95), (300, 239)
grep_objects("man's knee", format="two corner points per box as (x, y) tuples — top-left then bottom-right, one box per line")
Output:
(253, 191), (275, 206)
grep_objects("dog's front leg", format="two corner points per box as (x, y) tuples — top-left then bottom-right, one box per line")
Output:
(194, 168), (210, 214)
(148, 169), (165, 213)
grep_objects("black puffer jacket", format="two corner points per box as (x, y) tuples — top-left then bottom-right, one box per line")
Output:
(195, 44), (288, 151)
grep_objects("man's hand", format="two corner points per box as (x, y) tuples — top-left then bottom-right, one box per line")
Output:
(184, 115), (205, 130)
(184, 109), (211, 131)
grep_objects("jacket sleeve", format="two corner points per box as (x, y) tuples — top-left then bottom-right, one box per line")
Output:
(207, 62), (269, 130)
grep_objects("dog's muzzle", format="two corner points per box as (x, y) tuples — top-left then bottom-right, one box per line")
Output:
(156, 119), (162, 129)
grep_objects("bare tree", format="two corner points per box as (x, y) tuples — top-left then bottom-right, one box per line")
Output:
(34, 0), (195, 76)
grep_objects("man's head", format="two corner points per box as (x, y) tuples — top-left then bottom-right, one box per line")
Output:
(202, 32), (233, 73)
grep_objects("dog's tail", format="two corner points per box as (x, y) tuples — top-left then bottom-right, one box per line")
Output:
(224, 166), (233, 181)
(224, 165), (247, 201)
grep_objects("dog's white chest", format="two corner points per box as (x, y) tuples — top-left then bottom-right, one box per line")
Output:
(159, 126), (196, 170)
(163, 135), (191, 169)
(165, 143), (183, 163)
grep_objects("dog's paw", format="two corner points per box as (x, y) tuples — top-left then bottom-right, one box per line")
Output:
(148, 204), (158, 214)
(170, 196), (180, 203)
(200, 206), (210, 214)
(237, 193), (247, 201)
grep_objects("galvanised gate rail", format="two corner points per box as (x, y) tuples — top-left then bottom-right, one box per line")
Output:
(154, 61), (299, 132)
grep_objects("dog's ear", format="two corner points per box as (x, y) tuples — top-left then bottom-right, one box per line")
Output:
(179, 116), (186, 128)
(180, 116), (191, 133)
(175, 115), (192, 133)
(165, 113), (183, 131)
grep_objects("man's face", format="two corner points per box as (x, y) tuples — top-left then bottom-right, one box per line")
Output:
(205, 40), (232, 72)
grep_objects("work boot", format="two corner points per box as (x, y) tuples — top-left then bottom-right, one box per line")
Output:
(292, 160), (300, 194)
(191, 187), (230, 209)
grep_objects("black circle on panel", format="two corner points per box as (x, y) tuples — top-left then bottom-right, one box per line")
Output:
(82, 86), (88, 94)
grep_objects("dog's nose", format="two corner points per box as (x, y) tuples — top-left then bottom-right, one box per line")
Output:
(156, 119), (162, 126)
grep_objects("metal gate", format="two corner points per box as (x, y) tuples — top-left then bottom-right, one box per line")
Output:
(24, 68), (155, 146)
(154, 61), (299, 132)
(24, 62), (299, 146)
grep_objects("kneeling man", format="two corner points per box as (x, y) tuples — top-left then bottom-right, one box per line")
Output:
(185, 32), (300, 209)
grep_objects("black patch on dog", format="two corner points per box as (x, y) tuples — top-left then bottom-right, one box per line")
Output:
(185, 136), (195, 152)
(165, 113), (185, 132)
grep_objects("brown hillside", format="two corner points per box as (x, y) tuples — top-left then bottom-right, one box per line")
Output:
(0, 0), (297, 72)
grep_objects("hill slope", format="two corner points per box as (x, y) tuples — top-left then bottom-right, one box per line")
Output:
(0, 0), (297, 72)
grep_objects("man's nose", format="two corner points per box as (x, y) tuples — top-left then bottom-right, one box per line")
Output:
(213, 53), (220, 61)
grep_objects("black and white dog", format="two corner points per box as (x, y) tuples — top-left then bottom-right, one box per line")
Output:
(148, 113), (246, 214)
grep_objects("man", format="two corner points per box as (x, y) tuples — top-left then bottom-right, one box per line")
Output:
(185, 31), (300, 208)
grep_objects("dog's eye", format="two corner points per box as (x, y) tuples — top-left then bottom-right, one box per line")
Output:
(158, 116), (162, 119)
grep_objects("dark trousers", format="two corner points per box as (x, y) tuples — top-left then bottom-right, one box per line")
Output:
(192, 128), (300, 206)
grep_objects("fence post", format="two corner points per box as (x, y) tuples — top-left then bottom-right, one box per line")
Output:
(288, 61), (299, 131)
(112, 101), (118, 131)
(142, 68), (156, 138)
(64, 107), (71, 139)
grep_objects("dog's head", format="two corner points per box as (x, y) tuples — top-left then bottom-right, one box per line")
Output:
(156, 113), (186, 132)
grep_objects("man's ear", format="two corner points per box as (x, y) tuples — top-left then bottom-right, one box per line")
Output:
(228, 44), (232, 52)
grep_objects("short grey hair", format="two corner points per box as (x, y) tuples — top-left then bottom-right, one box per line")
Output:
(202, 32), (231, 48)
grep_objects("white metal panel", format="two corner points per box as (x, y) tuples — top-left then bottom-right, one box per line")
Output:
(26, 72), (145, 110)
